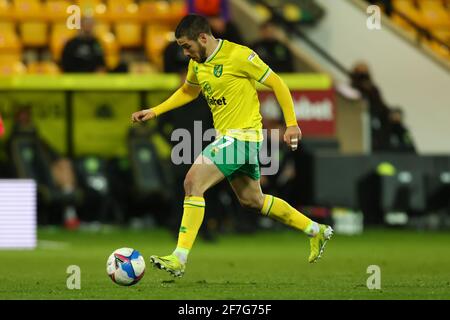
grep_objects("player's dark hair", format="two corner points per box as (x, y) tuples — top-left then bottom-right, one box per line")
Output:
(175, 14), (212, 40)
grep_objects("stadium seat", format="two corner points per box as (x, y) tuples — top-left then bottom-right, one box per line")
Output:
(129, 61), (157, 74)
(13, 0), (44, 20)
(0, 26), (22, 55)
(107, 0), (138, 21)
(115, 22), (142, 48)
(0, 60), (27, 75)
(391, 13), (419, 38)
(13, 0), (47, 47)
(418, 0), (450, 28)
(27, 61), (60, 74)
(105, 54), (120, 70)
(93, 21), (111, 38)
(0, 0), (13, 21)
(393, 0), (425, 27)
(75, 0), (103, 5)
(76, 0), (107, 21)
(139, 0), (183, 24)
(432, 29), (450, 45)
(75, 156), (124, 224)
(145, 24), (173, 70)
(254, 3), (273, 22)
(50, 23), (77, 61)
(426, 39), (450, 59)
(96, 31), (120, 69)
(0, 21), (16, 35)
(19, 21), (48, 47)
(127, 126), (170, 198)
(45, 0), (72, 23)
(0, 52), (23, 65)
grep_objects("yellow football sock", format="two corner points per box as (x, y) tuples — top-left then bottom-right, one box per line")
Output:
(261, 195), (316, 235)
(177, 196), (205, 250)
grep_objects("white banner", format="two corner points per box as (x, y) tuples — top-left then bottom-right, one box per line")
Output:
(0, 180), (37, 249)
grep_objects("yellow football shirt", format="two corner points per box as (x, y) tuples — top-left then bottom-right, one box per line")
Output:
(185, 39), (272, 142)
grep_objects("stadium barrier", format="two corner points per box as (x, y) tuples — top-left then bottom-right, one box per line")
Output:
(0, 73), (336, 157)
(304, 152), (450, 227)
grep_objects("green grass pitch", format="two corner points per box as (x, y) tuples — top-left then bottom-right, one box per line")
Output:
(1, 228), (449, 300)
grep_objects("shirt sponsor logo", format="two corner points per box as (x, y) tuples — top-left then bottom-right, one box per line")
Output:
(206, 95), (227, 106)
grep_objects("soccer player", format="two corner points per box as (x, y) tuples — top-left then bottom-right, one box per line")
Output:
(131, 14), (333, 277)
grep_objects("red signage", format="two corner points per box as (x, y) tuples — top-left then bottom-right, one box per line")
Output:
(259, 88), (336, 137)
(0, 114), (4, 137)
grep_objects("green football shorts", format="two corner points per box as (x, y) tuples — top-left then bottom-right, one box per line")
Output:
(202, 136), (262, 181)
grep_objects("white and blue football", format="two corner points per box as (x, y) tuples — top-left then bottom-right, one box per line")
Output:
(106, 248), (145, 286)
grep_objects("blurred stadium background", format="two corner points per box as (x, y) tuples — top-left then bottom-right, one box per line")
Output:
(0, 0), (450, 299)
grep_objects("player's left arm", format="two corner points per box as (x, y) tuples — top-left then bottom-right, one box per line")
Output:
(263, 72), (302, 151)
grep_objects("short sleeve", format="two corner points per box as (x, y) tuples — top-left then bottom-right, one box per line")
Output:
(238, 48), (272, 83)
(185, 59), (200, 86)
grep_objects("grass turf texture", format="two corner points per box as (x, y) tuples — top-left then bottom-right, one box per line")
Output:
(0, 228), (449, 300)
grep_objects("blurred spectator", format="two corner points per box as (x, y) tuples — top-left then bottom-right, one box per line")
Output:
(187, 0), (242, 44)
(163, 41), (190, 74)
(349, 62), (391, 152)
(207, 15), (244, 44)
(6, 106), (81, 229)
(187, 0), (230, 20)
(61, 16), (106, 73)
(379, 107), (417, 153)
(251, 20), (295, 73)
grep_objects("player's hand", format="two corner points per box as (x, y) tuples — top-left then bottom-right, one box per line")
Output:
(283, 125), (302, 151)
(131, 109), (156, 123)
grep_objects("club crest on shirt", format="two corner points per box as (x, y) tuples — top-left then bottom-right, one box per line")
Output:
(213, 64), (223, 77)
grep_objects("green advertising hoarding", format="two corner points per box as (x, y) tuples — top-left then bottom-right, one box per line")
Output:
(73, 92), (140, 157)
(0, 92), (67, 154)
(0, 73), (331, 158)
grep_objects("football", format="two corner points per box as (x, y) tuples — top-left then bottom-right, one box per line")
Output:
(106, 248), (145, 286)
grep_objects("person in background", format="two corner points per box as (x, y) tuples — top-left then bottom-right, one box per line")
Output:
(61, 16), (106, 73)
(349, 62), (391, 152)
(207, 15), (244, 44)
(163, 40), (190, 74)
(7, 107), (81, 229)
(380, 107), (417, 153)
(251, 20), (295, 73)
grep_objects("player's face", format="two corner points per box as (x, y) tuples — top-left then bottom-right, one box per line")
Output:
(177, 36), (208, 63)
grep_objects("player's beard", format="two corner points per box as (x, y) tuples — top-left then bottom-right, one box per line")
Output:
(197, 43), (207, 63)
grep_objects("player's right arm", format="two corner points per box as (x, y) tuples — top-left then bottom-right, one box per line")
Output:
(132, 59), (201, 123)
(131, 83), (201, 123)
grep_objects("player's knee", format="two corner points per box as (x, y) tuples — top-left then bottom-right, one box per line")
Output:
(239, 195), (264, 211)
(183, 174), (203, 196)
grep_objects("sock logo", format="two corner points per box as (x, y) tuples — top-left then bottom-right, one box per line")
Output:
(179, 226), (187, 233)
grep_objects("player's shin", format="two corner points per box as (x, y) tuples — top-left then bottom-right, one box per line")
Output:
(261, 195), (319, 236)
(173, 196), (206, 263)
